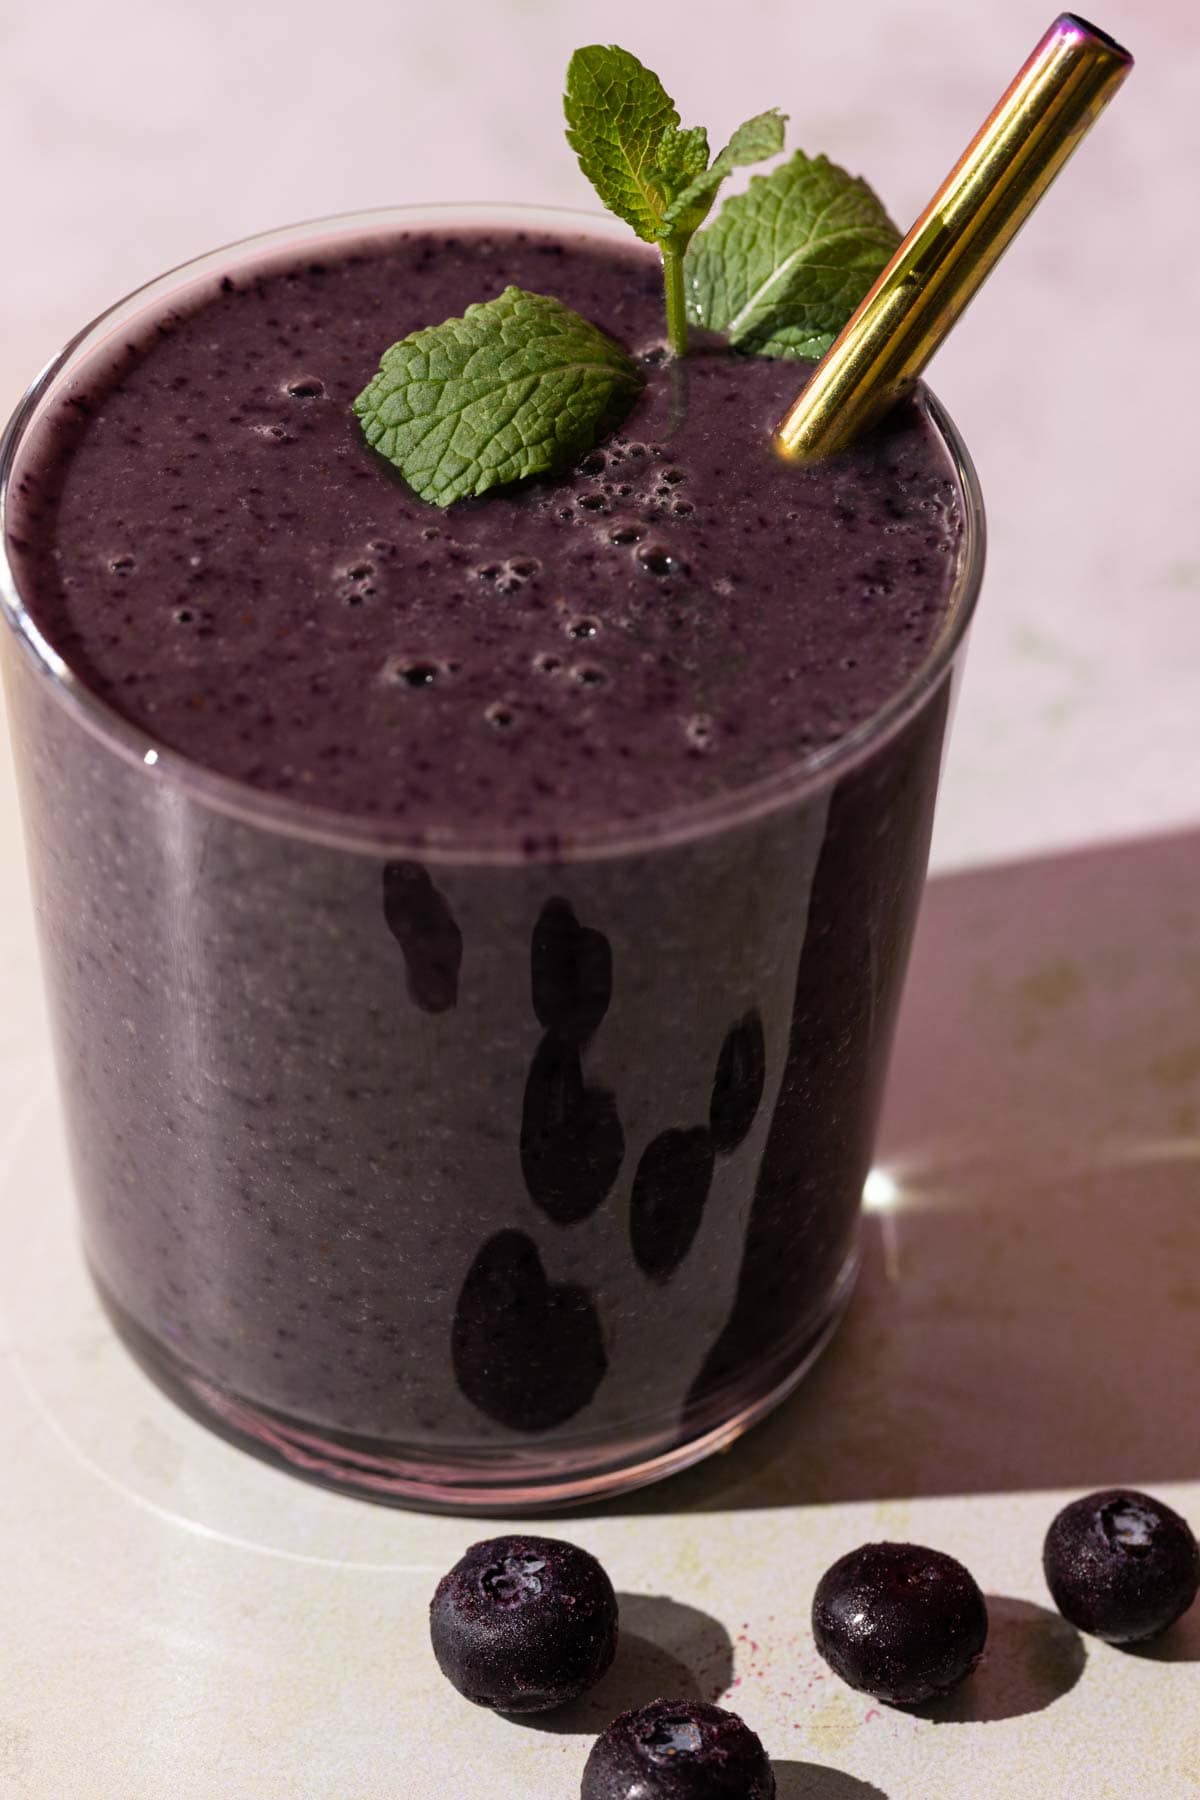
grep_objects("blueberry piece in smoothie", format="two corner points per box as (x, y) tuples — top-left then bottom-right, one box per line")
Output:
(581, 1699), (776, 1799)
(708, 1011), (766, 1154)
(520, 1036), (625, 1225)
(451, 1229), (607, 1431)
(382, 860), (463, 1013)
(530, 897), (613, 1045)
(629, 1127), (716, 1284)
(1043, 1489), (1200, 1644)
(430, 1534), (618, 1712)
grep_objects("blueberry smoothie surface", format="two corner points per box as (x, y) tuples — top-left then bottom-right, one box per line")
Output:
(1, 218), (975, 1504)
(9, 226), (963, 846)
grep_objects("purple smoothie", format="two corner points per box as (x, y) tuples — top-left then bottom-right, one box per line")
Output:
(9, 228), (960, 842)
(0, 216), (978, 1506)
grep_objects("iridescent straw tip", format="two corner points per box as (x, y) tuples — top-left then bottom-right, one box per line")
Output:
(1058, 14), (1134, 66)
(775, 14), (1134, 464)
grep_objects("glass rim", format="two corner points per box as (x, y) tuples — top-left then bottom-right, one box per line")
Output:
(0, 200), (986, 868)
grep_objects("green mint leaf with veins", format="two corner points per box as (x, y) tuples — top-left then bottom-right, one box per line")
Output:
(563, 45), (685, 244)
(686, 149), (900, 360)
(649, 123), (711, 205)
(564, 45), (785, 354)
(354, 287), (643, 508)
(663, 109), (786, 230)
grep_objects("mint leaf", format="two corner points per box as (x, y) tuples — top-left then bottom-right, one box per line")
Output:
(686, 150), (900, 360)
(663, 109), (787, 228)
(564, 45), (683, 245)
(649, 122), (710, 209)
(564, 46), (785, 355)
(354, 288), (643, 508)
(718, 109), (789, 171)
(654, 123), (710, 183)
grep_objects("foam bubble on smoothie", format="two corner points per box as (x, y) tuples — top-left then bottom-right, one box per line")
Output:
(284, 375), (326, 399)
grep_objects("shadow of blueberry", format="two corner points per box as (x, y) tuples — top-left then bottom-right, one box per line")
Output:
(912, 1595), (1085, 1723)
(524, 1593), (734, 1733)
(772, 1765), (890, 1799)
(382, 861), (462, 1013)
(451, 1229), (607, 1432)
(521, 1025), (624, 1226)
(630, 1127), (716, 1283)
(531, 897), (613, 1045)
(709, 1010), (766, 1153)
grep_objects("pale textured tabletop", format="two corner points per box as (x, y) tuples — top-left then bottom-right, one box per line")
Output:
(2, 2), (1198, 1796)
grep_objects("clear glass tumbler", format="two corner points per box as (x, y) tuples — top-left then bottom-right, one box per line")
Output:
(0, 206), (984, 1509)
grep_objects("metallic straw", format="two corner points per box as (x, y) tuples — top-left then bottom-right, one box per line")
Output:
(775, 14), (1133, 463)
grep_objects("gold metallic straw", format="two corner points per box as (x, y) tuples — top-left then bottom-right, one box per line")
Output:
(775, 14), (1133, 463)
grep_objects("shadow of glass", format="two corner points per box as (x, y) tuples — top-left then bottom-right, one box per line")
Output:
(912, 1595), (1085, 1722)
(521, 1592), (733, 1734)
(772, 1763), (889, 1799)
(604, 828), (1200, 1513)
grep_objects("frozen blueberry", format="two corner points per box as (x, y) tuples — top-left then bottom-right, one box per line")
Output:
(430, 1535), (618, 1713)
(812, 1542), (988, 1706)
(581, 1699), (775, 1800)
(1043, 1488), (1200, 1645)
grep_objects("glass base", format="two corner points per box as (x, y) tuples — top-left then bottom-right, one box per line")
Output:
(93, 1245), (859, 1513)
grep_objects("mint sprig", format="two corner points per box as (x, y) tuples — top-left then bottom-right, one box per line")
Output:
(564, 45), (785, 355)
(354, 287), (642, 507)
(686, 150), (900, 360)
(354, 52), (905, 505)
